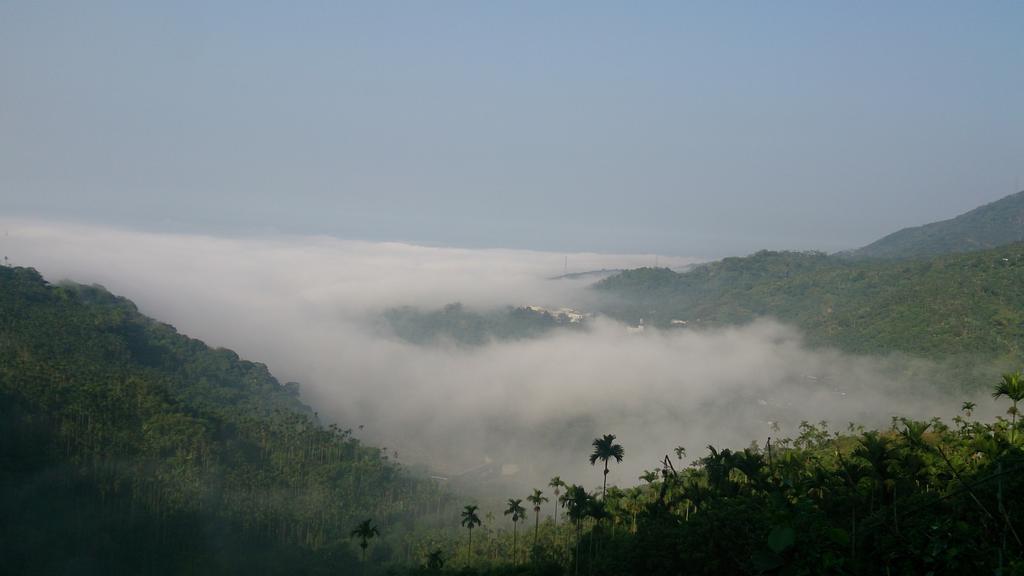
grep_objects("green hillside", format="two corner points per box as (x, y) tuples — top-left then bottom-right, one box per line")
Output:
(850, 190), (1024, 259)
(0, 266), (449, 575)
(594, 245), (1024, 370)
(383, 303), (584, 346)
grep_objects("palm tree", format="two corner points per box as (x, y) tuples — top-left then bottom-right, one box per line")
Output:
(993, 371), (1024, 442)
(639, 470), (659, 485)
(589, 434), (625, 499)
(961, 401), (976, 418)
(504, 498), (527, 565)
(619, 487), (642, 533)
(586, 498), (610, 571)
(460, 504), (482, 568)
(349, 519), (379, 563)
(853, 431), (897, 510)
(899, 418), (930, 449)
(561, 485), (592, 576)
(730, 448), (767, 494)
(549, 476), (566, 526)
(527, 488), (549, 547)
(702, 445), (741, 496)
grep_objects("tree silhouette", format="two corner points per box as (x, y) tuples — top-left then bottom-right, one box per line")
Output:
(730, 448), (767, 494)
(590, 434), (625, 499)
(702, 445), (737, 495)
(587, 498), (610, 571)
(561, 484), (592, 575)
(993, 370), (1024, 443)
(460, 504), (482, 568)
(504, 498), (527, 565)
(527, 488), (549, 548)
(549, 476), (566, 527)
(349, 519), (379, 563)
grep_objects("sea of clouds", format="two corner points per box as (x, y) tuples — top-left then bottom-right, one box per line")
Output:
(1, 220), (992, 493)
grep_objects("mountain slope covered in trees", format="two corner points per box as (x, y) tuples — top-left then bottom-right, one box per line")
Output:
(595, 244), (1024, 371)
(849, 190), (1024, 259)
(382, 303), (586, 346)
(0, 266), (448, 575)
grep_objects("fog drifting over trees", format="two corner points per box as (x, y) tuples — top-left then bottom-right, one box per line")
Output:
(2, 220), (991, 489)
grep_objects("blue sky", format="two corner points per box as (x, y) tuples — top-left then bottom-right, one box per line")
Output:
(2, 1), (1021, 256)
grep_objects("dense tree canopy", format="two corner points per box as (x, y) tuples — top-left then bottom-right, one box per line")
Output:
(596, 244), (1024, 371)
(0, 266), (450, 575)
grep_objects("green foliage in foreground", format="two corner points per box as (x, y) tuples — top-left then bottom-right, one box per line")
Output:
(595, 244), (1024, 367)
(401, 397), (1024, 575)
(0, 266), (450, 575)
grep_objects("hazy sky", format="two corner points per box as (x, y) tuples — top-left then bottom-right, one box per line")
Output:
(2, 1), (1022, 257)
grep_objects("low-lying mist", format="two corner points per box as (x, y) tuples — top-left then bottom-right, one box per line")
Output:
(2, 220), (994, 494)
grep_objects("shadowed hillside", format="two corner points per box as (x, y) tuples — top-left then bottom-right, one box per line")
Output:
(0, 266), (450, 575)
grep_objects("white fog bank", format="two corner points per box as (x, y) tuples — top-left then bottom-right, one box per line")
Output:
(1, 220), (992, 491)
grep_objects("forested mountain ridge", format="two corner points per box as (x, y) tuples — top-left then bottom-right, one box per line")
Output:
(0, 266), (447, 575)
(595, 244), (1024, 368)
(383, 302), (586, 346)
(849, 190), (1024, 259)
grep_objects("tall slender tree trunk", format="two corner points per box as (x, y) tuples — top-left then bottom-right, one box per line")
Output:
(575, 520), (581, 576)
(534, 510), (540, 547)
(589, 520), (595, 576)
(512, 522), (518, 565)
(467, 528), (473, 568)
(1012, 403), (1018, 443)
(602, 462), (609, 499)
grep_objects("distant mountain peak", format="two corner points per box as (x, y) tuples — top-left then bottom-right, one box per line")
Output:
(849, 190), (1024, 259)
